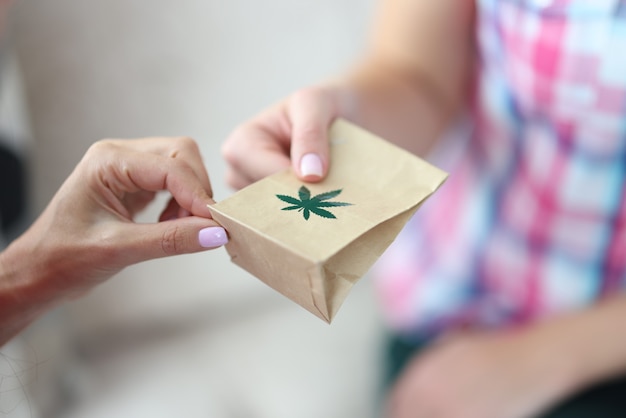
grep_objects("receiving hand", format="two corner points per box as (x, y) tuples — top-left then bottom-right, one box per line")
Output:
(2, 136), (227, 299)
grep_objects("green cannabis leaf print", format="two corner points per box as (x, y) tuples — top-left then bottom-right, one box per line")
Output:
(276, 185), (353, 220)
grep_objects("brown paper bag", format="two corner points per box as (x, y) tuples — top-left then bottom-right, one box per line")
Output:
(209, 118), (447, 322)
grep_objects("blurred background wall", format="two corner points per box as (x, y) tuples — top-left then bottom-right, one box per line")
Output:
(3, 0), (385, 417)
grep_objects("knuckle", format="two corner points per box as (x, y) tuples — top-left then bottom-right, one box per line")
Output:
(82, 140), (121, 178)
(224, 169), (237, 188)
(220, 139), (235, 163)
(221, 126), (250, 164)
(290, 86), (327, 104)
(161, 224), (185, 256)
(175, 136), (198, 150)
(166, 154), (190, 172)
(225, 169), (246, 190)
(169, 136), (199, 158)
(86, 139), (117, 156)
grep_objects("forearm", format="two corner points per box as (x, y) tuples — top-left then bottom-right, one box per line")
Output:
(526, 294), (626, 400)
(0, 233), (58, 345)
(0, 207), (75, 346)
(328, 0), (475, 157)
(332, 62), (459, 157)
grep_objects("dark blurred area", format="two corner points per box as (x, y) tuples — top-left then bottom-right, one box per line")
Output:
(0, 140), (25, 235)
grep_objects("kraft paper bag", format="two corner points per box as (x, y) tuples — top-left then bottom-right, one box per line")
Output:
(209, 118), (447, 323)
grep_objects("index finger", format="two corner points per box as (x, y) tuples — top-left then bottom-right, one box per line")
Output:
(112, 136), (214, 198)
(86, 144), (215, 219)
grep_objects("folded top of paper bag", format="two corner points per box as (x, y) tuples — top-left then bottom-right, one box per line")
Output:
(209, 118), (447, 322)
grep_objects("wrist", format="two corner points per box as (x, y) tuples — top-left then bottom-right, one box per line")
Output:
(0, 226), (66, 338)
(563, 297), (626, 389)
(523, 298), (626, 401)
(329, 62), (451, 156)
(492, 323), (582, 411)
(521, 323), (584, 403)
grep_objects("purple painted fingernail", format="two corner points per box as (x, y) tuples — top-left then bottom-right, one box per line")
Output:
(198, 227), (228, 248)
(300, 153), (323, 178)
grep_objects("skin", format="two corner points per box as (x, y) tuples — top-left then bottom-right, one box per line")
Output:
(0, 136), (226, 345)
(222, 0), (626, 416)
(222, 0), (474, 188)
(386, 298), (626, 418)
(0, 0), (11, 36)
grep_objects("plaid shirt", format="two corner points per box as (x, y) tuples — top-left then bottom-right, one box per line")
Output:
(375, 0), (626, 338)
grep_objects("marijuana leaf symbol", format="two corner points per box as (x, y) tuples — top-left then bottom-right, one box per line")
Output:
(276, 185), (353, 220)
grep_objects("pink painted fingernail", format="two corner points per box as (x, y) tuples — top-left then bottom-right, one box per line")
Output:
(300, 153), (323, 178)
(198, 227), (228, 248)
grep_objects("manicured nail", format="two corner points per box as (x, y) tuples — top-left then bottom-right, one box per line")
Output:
(198, 227), (228, 248)
(300, 153), (323, 178)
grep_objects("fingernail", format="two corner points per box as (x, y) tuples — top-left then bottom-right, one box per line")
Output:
(198, 227), (228, 248)
(300, 153), (323, 178)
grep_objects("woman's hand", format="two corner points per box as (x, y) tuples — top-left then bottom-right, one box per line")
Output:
(221, 0), (475, 191)
(386, 329), (574, 418)
(0, 136), (227, 343)
(222, 85), (351, 189)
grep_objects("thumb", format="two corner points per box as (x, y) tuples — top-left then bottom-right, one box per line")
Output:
(119, 217), (228, 264)
(288, 87), (340, 182)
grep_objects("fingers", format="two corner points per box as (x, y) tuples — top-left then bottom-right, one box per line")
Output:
(112, 216), (228, 264)
(110, 136), (214, 198)
(222, 111), (292, 188)
(288, 87), (340, 182)
(127, 152), (215, 218)
(27, 136), (227, 301)
(84, 138), (214, 219)
(222, 86), (344, 189)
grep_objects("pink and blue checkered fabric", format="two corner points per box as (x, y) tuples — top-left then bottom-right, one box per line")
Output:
(375, 0), (626, 338)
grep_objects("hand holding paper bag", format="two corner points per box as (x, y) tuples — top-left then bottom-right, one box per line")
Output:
(210, 119), (447, 322)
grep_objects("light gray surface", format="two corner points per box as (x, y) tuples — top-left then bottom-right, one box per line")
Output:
(9, 1), (386, 417)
